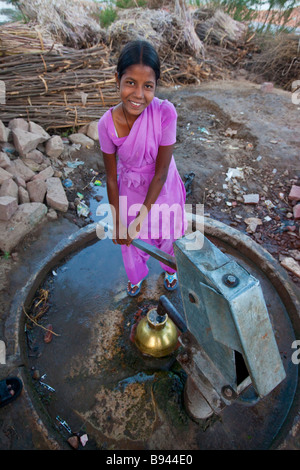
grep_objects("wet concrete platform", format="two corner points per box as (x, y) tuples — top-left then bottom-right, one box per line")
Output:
(1, 212), (299, 450)
(0, 217), (79, 450)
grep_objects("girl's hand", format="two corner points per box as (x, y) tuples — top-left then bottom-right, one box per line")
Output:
(128, 215), (143, 243)
(113, 221), (130, 246)
(113, 216), (143, 246)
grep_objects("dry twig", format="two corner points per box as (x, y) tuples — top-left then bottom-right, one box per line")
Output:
(23, 305), (61, 337)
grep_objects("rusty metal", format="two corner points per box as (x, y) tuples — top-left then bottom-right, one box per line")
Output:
(157, 295), (187, 333)
(222, 274), (239, 288)
(132, 239), (177, 271)
(97, 221), (177, 271)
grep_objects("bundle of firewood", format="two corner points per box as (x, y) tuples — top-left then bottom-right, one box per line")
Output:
(0, 44), (119, 130)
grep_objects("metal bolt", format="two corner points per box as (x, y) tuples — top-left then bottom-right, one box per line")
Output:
(223, 387), (233, 398)
(181, 335), (190, 346)
(180, 352), (190, 363)
(221, 386), (237, 400)
(222, 274), (239, 288)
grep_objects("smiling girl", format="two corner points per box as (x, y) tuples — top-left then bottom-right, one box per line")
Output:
(98, 40), (186, 296)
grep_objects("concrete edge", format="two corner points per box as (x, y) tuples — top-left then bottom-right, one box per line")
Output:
(4, 222), (103, 450)
(4, 217), (300, 450)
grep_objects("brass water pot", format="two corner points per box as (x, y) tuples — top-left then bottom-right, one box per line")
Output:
(134, 308), (178, 358)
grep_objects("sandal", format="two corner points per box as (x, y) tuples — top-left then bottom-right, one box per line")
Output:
(164, 272), (178, 291)
(0, 377), (23, 408)
(127, 275), (147, 297)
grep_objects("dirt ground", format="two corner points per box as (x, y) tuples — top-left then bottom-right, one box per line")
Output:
(167, 80), (300, 289)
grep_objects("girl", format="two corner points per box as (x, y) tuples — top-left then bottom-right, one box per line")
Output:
(98, 40), (186, 297)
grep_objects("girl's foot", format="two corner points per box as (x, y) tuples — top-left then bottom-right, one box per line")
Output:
(127, 276), (147, 297)
(164, 272), (178, 291)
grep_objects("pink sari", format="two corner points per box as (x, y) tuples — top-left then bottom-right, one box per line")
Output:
(98, 97), (186, 284)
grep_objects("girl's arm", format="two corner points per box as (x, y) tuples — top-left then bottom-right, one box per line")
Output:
(144, 143), (173, 212)
(102, 152), (129, 245)
(128, 144), (173, 240)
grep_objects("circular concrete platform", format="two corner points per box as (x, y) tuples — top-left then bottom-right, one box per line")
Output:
(7, 217), (300, 450)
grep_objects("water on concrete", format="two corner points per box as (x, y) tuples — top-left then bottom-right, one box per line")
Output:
(23, 220), (298, 450)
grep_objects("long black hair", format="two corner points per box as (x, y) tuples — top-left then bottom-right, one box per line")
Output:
(116, 40), (160, 83)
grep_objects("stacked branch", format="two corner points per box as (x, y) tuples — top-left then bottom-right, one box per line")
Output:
(247, 33), (300, 89)
(17, 0), (106, 49)
(0, 3), (257, 130)
(0, 44), (112, 76)
(106, 6), (214, 85)
(0, 44), (119, 130)
(0, 6), (214, 131)
(174, 0), (205, 58)
(0, 104), (109, 130)
(193, 8), (248, 48)
(108, 7), (205, 61)
(0, 22), (62, 56)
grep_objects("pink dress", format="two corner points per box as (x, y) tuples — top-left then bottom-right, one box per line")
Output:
(98, 97), (186, 284)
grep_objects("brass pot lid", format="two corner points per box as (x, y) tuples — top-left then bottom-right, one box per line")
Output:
(147, 308), (168, 330)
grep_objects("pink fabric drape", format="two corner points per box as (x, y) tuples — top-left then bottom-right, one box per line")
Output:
(98, 97), (186, 284)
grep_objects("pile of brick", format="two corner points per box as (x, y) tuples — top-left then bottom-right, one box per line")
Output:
(0, 117), (99, 253)
(288, 184), (300, 220)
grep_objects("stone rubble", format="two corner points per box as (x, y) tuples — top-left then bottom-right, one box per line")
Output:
(0, 117), (100, 253)
(0, 178), (18, 200)
(0, 203), (47, 253)
(205, 168), (300, 281)
(45, 135), (65, 159)
(0, 121), (9, 142)
(243, 193), (260, 204)
(0, 152), (10, 169)
(12, 128), (46, 157)
(68, 133), (94, 148)
(280, 256), (300, 278)
(0, 196), (18, 221)
(0, 167), (13, 184)
(46, 177), (69, 212)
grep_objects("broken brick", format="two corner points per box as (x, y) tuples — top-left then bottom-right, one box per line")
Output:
(288, 185), (300, 202)
(243, 194), (259, 204)
(260, 82), (274, 93)
(293, 204), (300, 220)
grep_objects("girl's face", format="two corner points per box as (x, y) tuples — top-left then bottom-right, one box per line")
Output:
(116, 64), (156, 118)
